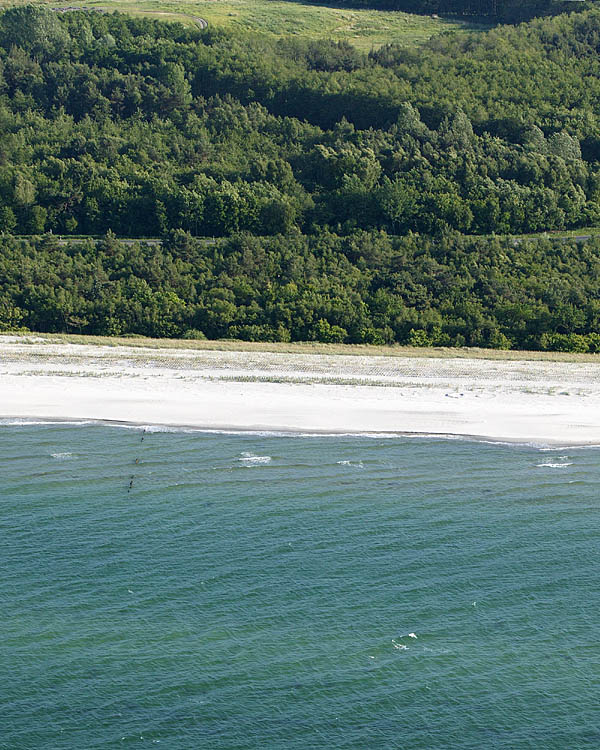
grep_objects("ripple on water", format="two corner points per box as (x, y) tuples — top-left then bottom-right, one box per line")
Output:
(2, 425), (600, 750)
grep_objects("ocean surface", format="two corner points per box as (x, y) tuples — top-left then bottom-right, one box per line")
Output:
(2, 423), (600, 749)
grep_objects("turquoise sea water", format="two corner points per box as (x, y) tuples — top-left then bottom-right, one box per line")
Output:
(2, 423), (600, 749)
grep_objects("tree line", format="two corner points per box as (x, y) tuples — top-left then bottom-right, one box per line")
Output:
(2, 231), (600, 353)
(298, 0), (595, 23)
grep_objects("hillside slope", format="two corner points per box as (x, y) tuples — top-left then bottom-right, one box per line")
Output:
(2, 6), (600, 350)
(1, 7), (600, 238)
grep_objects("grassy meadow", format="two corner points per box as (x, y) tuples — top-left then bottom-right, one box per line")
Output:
(2, 0), (486, 49)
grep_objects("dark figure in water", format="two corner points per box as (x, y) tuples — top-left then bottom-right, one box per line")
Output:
(128, 476), (134, 492)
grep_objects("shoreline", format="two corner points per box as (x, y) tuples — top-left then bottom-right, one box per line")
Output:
(2, 335), (600, 447)
(2, 415), (599, 449)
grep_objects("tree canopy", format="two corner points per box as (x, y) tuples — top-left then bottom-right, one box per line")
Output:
(1, 5), (600, 350)
(1, 7), (600, 237)
(2, 230), (600, 353)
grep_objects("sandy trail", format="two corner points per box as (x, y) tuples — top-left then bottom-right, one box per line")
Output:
(1, 336), (599, 445)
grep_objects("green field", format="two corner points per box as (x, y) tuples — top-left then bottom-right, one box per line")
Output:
(3, 0), (486, 49)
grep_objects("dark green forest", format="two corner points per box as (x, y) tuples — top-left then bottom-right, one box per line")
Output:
(3, 231), (600, 353)
(2, 6), (600, 237)
(2, 5), (600, 349)
(304, 1), (595, 24)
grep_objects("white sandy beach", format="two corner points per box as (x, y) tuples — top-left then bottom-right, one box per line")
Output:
(1, 335), (600, 445)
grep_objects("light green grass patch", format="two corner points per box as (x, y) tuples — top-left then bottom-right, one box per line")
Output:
(511, 227), (600, 241)
(3, 0), (487, 50)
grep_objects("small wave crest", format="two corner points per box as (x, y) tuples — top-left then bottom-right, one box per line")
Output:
(536, 462), (573, 468)
(51, 452), (73, 459)
(120, 424), (198, 434)
(238, 452), (272, 466)
(538, 444), (600, 451)
(0, 419), (92, 427)
(336, 460), (364, 469)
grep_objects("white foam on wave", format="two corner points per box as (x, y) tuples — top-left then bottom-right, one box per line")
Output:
(4, 419), (598, 452)
(142, 425), (192, 433)
(336, 460), (364, 468)
(51, 452), (73, 459)
(536, 462), (573, 468)
(539, 444), (600, 452)
(238, 452), (272, 466)
(108, 425), (571, 448)
(0, 419), (92, 427)
(119, 424), (198, 434)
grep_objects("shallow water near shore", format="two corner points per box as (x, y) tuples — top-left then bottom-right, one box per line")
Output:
(2, 424), (600, 749)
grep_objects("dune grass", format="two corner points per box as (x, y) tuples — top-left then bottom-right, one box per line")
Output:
(4, 0), (487, 50)
(4, 331), (600, 363)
